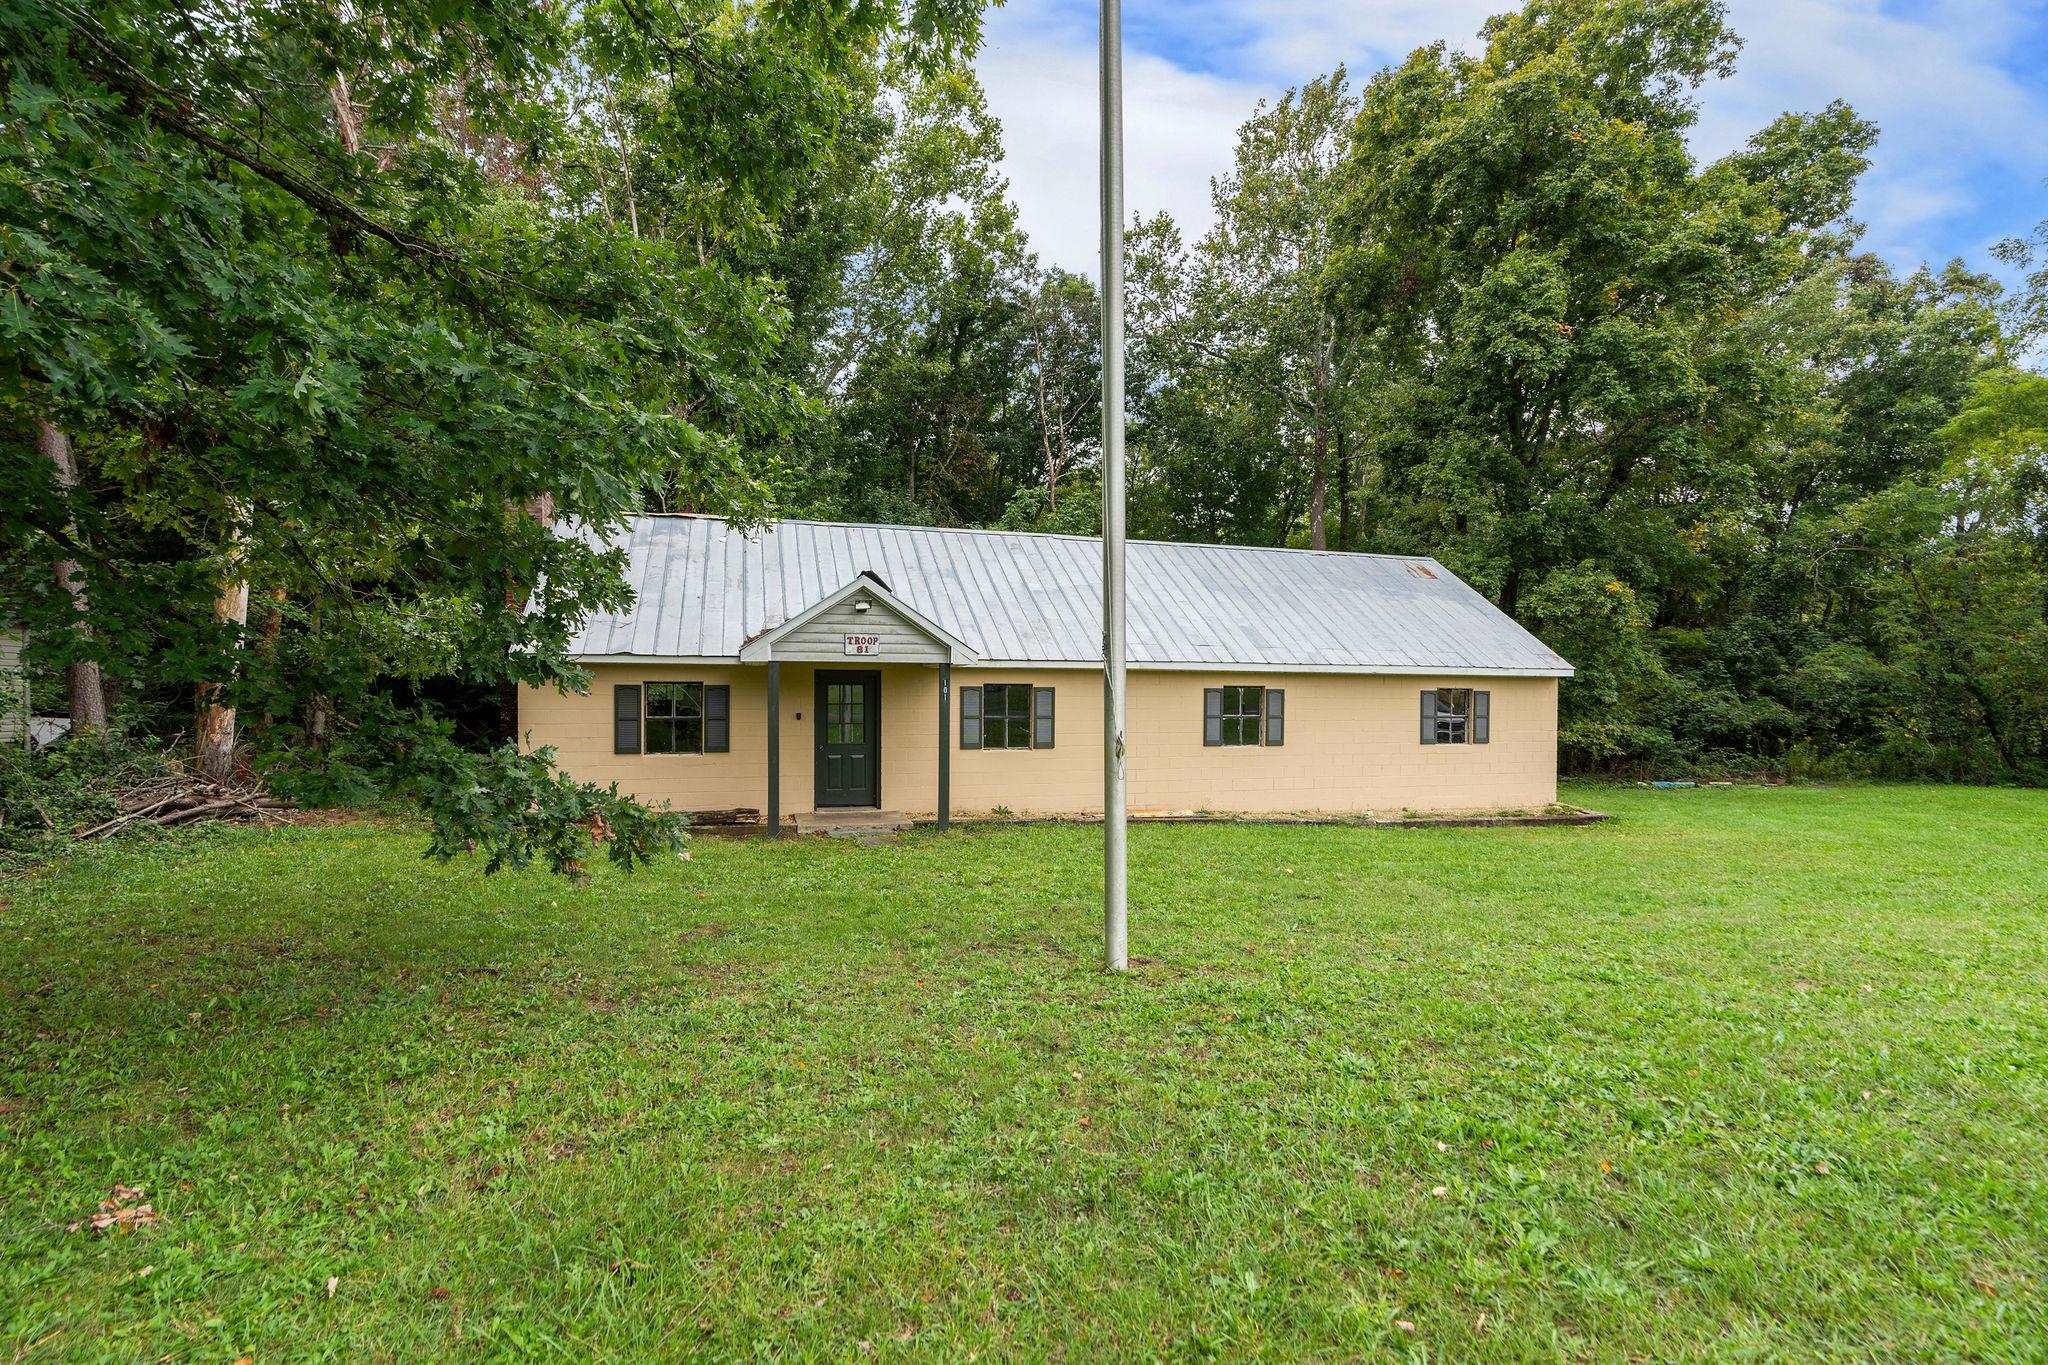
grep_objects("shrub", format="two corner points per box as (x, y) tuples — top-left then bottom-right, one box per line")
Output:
(0, 735), (172, 869)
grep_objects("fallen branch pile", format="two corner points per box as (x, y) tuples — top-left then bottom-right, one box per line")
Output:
(74, 773), (294, 841)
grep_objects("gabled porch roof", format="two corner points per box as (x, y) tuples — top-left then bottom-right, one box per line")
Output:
(737, 570), (978, 666)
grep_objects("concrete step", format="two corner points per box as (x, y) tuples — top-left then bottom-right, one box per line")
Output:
(793, 809), (912, 837)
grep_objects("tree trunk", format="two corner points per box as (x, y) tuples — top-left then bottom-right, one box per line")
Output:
(196, 514), (250, 783)
(37, 420), (108, 734)
(603, 88), (639, 239)
(307, 596), (329, 749)
(1335, 426), (1353, 551)
(260, 585), (287, 651)
(1032, 336), (1058, 510)
(330, 73), (362, 155)
(499, 492), (556, 742)
(1307, 324), (1332, 551)
(1308, 423), (1329, 551)
(1053, 414), (1073, 512)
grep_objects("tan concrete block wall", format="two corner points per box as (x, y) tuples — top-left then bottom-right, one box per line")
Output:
(523, 665), (1558, 820)
(518, 664), (773, 814)
(1124, 673), (1558, 815)
(948, 672), (1100, 816)
(942, 670), (1556, 816)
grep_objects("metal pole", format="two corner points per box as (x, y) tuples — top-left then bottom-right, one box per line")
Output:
(766, 661), (781, 837)
(937, 662), (951, 830)
(1099, 0), (1129, 972)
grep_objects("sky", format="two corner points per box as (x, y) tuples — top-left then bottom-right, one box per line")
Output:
(975, 0), (2048, 288)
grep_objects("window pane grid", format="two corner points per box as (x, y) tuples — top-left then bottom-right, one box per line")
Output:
(1221, 685), (1263, 746)
(645, 682), (705, 754)
(981, 683), (1034, 750)
(1436, 687), (1471, 745)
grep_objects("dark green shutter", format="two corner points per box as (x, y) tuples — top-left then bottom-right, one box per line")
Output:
(960, 684), (982, 749)
(1203, 687), (1223, 746)
(1473, 689), (1490, 744)
(614, 684), (642, 754)
(1264, 688), (1285, 746)
(1420, 690), (1438, 745)
(704, 685), (730, 753)
(1033, 687), (1054, 749)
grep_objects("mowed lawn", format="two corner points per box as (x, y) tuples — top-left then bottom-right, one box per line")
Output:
(3, 786), (2045, 1360)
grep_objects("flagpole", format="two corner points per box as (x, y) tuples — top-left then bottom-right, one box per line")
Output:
(1099, 0), (1129, 971)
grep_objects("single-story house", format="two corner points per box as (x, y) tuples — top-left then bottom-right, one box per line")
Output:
(519, 515), (1574, 828)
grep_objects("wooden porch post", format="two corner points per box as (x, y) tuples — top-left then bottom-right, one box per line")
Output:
(937, 662), (951, 830)
(767, 660), (781, 837)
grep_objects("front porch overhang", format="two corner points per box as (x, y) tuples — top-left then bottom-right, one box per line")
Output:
(751, 574), (975, 838)
(762, 656), (957, 838)
(738, 571), (978, 667)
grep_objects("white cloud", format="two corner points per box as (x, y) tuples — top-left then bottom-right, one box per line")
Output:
(976, 0), (2048, 278)
(979, 11), (1268, 273)
(1216, 0), (1501, 70)
(1705, 0), (2048, 266)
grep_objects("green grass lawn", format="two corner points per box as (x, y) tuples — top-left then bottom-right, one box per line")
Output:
(3, 785), (2045, 1360)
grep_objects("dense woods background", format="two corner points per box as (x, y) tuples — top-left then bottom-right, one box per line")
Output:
(4, 0), (2045, 866)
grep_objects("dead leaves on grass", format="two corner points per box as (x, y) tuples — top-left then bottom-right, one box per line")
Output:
(70, 1184), (160, 1234)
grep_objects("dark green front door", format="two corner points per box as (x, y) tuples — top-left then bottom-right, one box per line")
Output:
(815, 670), (880, 808)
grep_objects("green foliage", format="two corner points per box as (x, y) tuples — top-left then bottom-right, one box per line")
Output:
(992, 475), (1102, 537)
(0, 733), (170, 868)
(795, 63), (1034, 523)
(1, 0), (982, 871)
(1127, 71), (1369, 549)
(261, 701), (690, 876)
(762, 59), (1105, 530)
(1940, 365), (2048, 524)
(5, 0), (2040, 846)
(404, 738), (689, 878)
(1314, 0), (2032, 782)
(1327, 0), (1826, 617)
(1518, 565), (1668, 762)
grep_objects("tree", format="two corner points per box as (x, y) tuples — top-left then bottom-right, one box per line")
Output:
(1125, 73), (1372, 549)
(1994, 215), (2048, 354)
(1205, 69), (1368, 549)
(30, 421), (106, 734)
(1320, 0), (1980, 769)
(795, 64), (1034, 526)
(1125, 215), (1297, 545)
(0, 0), (985, 870)
(1332, 0), (1824, 607)
(1018, 268), (1101, 513)
(1939, 365), (2048, 538)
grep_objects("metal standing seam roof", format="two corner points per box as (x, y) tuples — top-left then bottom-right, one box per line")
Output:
(562, 515), (1574, 677)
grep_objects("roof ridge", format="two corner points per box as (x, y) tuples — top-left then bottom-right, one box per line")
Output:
(625, 513), (1442, 564)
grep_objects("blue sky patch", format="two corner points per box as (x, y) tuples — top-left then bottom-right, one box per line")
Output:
(977, 0), (2048, 293)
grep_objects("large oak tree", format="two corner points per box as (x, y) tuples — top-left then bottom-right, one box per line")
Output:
(0, 0), (983, 871)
